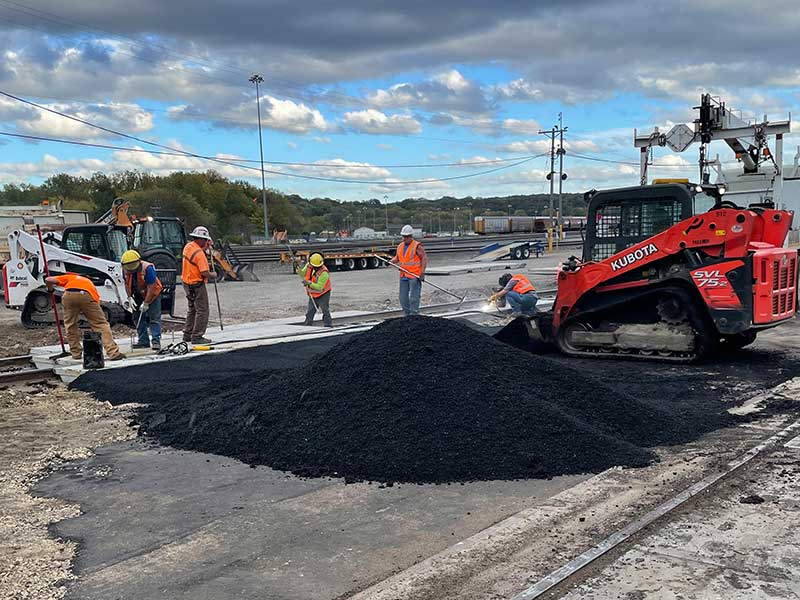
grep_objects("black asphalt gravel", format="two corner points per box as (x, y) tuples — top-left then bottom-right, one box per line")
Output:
(71, 315), (767, 484)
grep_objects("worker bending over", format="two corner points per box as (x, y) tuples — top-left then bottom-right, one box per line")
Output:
(44, 273), (125, 361)
(390, 224), (427, 316)
(491, 273), (539, 317)
(298, 252), (333, 327)
(182, 226), (216, 344)
(121, 250), (164, 351)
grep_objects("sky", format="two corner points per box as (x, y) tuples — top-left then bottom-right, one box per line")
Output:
(0, 0), (799, 201)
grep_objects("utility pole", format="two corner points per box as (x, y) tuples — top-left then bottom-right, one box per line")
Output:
(556, 113), (568, 242)
(539, 125), (558, 229)
(249, 74), (269, 241)
(383, 194), (389, 233)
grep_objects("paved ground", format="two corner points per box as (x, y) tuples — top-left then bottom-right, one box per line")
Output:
(2, 252), (798, 600)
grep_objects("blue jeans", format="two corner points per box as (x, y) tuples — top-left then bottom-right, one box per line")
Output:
(506, 291), (538, 315)
(399, 277), (422, 316)
(137, 299), (162, 345)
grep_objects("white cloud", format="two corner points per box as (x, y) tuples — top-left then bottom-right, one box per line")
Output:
(367, 69), (489, 114)
(502, 118), (541, 135)
(342, 109), (421, 134)
(287, 141), (298, 149)
(495, 138), (600, 154)
(493, 79), (544, 102)
(0, 97), (154, 141)
(0, 154), (106, 182)
(288, 158), (391, 180)
(168, 94), (328, 134)
(313, 136), (332, 144)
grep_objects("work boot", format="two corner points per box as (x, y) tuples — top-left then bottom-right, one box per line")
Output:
(132, 341), (149, 349)
(301, 320), (314, 326)
(71, 354), (82, 361)
(151, 340), (161, 351)
(191, 336), (212, 344)
(108, 353), (126, 361)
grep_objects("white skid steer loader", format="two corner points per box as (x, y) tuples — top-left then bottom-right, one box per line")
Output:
(3, 226), (134, 328)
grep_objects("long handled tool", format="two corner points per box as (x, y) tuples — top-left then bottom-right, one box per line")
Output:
(373, 254), (468, 307)
(208, 250), (224, 330)
(285, 242), (319, 312)
(35, 225), (70, 360)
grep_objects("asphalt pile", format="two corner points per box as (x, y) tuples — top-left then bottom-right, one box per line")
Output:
(72, 316), (735, 484)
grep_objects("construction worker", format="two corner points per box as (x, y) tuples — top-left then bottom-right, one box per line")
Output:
(182, 226), (216, 344)
(297, 252), (333, 327)
(491, 273), (539, 317)
(44, 273), (125, 361)
(121, 250), (164, 351)
(390, 224), (427, 316)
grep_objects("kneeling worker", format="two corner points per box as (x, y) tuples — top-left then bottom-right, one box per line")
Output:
(44, 273), (125, 361)
(121, 250), (164, 351)
(491, 273), (539, 317)
(298, 252), (332, 327)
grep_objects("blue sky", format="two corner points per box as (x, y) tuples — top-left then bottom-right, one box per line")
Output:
(0, 0), (798, 201)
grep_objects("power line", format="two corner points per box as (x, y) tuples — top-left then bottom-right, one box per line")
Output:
(0, 130), (537, 169)
(0, 90), (544, 185)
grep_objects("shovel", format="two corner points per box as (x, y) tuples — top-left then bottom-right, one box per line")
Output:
(36, 225), (70, 361)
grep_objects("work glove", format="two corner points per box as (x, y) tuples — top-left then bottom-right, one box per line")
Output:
(419, 275), (425, 282)
(302, 280), (311, 287)
(489, 294), (497, 303)
(140, 302), (150, 312)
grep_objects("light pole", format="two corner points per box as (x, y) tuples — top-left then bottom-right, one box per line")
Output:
(507, 204), (512, 217)
(383, 194), (389, 233)
(249, 74), (269, 241)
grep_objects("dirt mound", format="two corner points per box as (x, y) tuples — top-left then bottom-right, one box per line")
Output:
(75, 315), (739, 484)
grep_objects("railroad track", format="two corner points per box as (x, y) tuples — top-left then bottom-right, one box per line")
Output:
(229, 235), (583, 263)
(0, 355), (57, 386)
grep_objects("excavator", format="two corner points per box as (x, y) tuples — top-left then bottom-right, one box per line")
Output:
(502, 95), (797, 362)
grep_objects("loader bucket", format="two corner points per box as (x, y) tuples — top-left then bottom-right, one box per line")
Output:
(236, 263), (260, 282)
(493, 313), (554, 353)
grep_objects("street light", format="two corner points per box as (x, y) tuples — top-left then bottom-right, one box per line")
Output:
(249, 74), (269, 241)
(383, 194), (389, 233)
(508, 204), (512, 217)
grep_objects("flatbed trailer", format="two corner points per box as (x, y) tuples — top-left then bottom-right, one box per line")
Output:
(280, 249), (392, 271)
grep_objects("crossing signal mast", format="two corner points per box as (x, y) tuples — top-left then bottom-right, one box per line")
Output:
(634, 94), (791, 208)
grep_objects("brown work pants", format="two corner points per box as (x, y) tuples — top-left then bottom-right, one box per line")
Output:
(62, 291), (122, 359)
(183, 283), (209, 341)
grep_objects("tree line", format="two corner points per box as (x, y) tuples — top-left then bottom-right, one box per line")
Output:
(0, 170), (587, 241)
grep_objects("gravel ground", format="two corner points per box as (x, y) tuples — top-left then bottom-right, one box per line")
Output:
(0, 385), (135, 600)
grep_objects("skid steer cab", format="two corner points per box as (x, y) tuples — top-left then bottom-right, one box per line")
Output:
(513, 182), (796, 362)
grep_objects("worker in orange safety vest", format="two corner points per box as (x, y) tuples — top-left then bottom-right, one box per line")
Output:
(44, 273), (125, 361)
(121, 250), (164, 351)
(490, 273), (539, 317)
(389, 224), (427, 316)
(181, 225), (217, 344)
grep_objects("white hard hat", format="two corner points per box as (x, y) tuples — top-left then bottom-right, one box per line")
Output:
(190, 225), (212, 240)
(400, 224), (414, 236)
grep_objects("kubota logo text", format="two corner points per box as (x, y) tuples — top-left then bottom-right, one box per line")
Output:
(610, 243), (659, 271)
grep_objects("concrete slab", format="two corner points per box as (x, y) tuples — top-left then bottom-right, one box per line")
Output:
(426, 261), (526, 276)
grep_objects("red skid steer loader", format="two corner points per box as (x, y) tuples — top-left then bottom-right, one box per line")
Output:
(509, 182), (796, 362)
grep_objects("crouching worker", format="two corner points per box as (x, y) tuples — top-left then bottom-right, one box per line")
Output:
(491, 273), (539, 317)
(44, 273), (125, 361)
(121, 250), (164, 351)
(298, 252), (332, 327)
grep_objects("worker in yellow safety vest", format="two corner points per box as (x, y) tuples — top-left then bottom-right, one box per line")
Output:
(490, 273), (539, 317)
(297, 252), (333, 327)
(390, 224), (427, 316)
